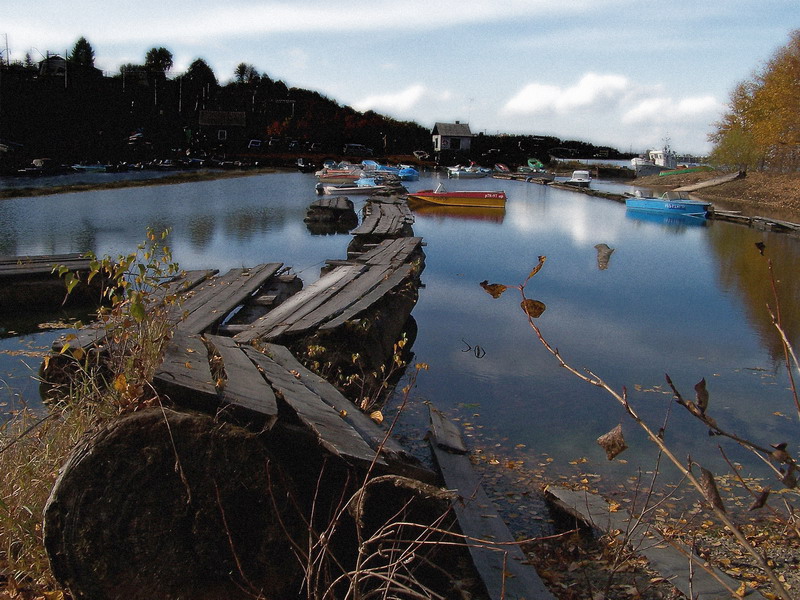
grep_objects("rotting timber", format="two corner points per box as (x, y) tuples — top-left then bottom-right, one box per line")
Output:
(40, 190), (555, 600)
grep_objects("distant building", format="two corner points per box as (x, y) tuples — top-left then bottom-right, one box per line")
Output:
(38, 55), (67, 77)
(199, 110), (247, 146)
(432, 121), (473, 154)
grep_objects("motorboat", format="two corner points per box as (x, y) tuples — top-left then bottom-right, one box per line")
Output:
(564, 170), (591, 187)
(516, 158), (554, 181)
(407, 183), (506, 208)
(625, 190), (713, 218)
(446, 164), (491, 179)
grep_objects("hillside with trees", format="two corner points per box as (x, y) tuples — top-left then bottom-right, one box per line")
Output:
(0, 37), (626, 172)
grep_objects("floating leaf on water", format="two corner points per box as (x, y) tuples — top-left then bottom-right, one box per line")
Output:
(521, 299), (546, 318)
(479, 280), (507, 299)
(597, 424), (627, 460)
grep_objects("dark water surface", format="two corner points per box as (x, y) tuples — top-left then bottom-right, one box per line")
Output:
(1, 171), (798, 504)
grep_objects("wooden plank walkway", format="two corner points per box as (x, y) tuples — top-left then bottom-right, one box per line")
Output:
(0, 253), (92, 277)
(545, 486), (768, 600)
(351, 196), (415, 237)
(51, 269), (219, 354)
(261, 342), (435, 483)
(428, 405), (555, 600)
(234, 238), (422, 343)
(175, 263), (283, 334)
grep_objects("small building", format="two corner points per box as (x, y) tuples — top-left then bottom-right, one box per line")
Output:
(199, 110), (247, 147)
(432, 121), (473, 154)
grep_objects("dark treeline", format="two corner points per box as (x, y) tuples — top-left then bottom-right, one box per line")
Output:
(0, 37), (625, 170)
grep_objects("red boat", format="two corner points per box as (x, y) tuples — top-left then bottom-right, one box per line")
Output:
(407, 184), (506, 208)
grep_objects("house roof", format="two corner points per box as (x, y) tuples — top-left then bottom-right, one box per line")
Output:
(432, 122), (473, 137)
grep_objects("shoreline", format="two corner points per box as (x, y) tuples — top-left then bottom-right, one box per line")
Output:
(0, 166), (285, 200)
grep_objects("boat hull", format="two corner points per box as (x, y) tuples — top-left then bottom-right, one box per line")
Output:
(408, 190), (506, 208)
(625, 197), (712, 217)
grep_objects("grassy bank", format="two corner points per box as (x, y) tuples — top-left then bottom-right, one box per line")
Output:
(636, 170), (800, 223)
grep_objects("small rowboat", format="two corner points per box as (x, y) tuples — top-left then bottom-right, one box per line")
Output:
(625, 190), (713, 218)
(407, 183), (506, 208)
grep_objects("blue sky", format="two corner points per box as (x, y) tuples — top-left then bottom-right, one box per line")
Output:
(5, 1), (798, 155)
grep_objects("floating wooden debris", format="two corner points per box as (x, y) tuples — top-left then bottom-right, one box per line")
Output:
(304, 196), (358, 234)
(0, 252), (102, 310)
(428, 404), (555, 600)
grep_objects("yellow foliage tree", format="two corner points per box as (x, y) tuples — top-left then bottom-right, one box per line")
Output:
(710, 29), (800, 171)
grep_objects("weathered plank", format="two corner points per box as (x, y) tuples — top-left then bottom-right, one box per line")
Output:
(50, 269), (218, 354)
(177, 263), (283, 334)
(0, 253), (91, 276)
(283, 264), (393, 335)
(428, 406), (555, 600)
(153, 332), (218, 412)
(320, 264), (414, 331)
(242, 346), (387, 469)
(205, 335), (278, 430)
(359, 237), (422, 266)
(233, 264), (365, 343)
(428, 405), (468, 454)
(262, 342), (435, 482)
(545, 486), (767, 600)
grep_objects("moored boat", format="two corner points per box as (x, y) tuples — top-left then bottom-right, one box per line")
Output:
(625, 190), (713, 217)
(563, 170), (591, 187)
(446, 163), (491, 179)
(407, 183), (506, 208)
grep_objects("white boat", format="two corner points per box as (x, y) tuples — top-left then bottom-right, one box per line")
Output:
(564, 170), (591, 187)
(631, 144), (678, 177)
(315, 182), (386, 195)
(447, 164), (491, 179)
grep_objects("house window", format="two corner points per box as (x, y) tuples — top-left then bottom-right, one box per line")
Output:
(450, 138), (461, 150)
(218, 129), (227, 141)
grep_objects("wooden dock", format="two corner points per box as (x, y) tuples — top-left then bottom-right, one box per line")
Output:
(0, 252), (102, 310)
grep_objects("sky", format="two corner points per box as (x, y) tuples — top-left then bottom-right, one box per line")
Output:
(5, 1), (799, 155)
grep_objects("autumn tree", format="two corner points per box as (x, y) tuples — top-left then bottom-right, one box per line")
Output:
(710, 29), (800, 171)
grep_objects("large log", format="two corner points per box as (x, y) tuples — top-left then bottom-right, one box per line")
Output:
(43, 408), (302, 600)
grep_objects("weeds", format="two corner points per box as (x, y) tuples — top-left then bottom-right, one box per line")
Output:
(1, 229), (182, 595)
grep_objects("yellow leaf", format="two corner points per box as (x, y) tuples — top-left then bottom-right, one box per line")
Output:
(339, 409), (347, 418)
(113, 374), (127, 392)
(369, 410), (383, 424)
(71, 347), (85, 361)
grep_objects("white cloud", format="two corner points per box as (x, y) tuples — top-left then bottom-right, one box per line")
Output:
(353, 84), (427, 113)
(503, 73), (629, 115)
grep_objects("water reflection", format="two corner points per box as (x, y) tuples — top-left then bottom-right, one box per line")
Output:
(625, 208), (710, 229)
(0, 172), (798, 498)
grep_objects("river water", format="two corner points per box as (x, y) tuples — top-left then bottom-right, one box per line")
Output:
(1, 170), (798, 508)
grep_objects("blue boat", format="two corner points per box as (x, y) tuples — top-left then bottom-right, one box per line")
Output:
(625, 190), (713, 218)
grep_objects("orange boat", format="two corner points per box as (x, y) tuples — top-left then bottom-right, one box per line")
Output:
(407, 183), (506, 208)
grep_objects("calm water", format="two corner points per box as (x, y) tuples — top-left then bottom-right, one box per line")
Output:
(1, 171), (798, 499)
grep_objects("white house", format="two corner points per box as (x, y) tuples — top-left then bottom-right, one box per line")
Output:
(432, 121), (473, 153)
